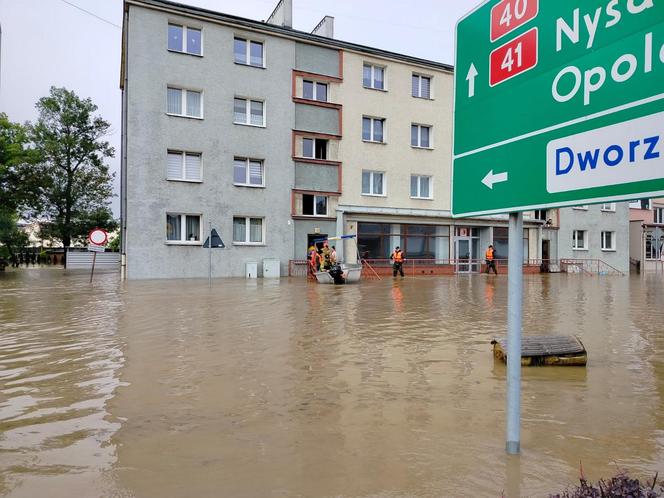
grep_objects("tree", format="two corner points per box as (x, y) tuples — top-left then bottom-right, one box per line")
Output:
(29, 87), (116, 253)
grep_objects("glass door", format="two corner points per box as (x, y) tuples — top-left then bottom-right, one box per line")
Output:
(456, 238), (471, 273)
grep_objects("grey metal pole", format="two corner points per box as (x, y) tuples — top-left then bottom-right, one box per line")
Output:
(208, 221), (212, 286)
(506, 211), (523, 454)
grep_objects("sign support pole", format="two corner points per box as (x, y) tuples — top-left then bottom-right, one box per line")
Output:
(208, 221), (212, 286)
(89, 251), (97, 284)
(506, 211), (523, 454)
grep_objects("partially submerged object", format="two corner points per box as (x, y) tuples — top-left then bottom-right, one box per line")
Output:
(315, 265), (362, 284)
(491, 335), (587, 366)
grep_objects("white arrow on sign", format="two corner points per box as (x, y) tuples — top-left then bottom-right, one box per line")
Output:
(466, 63), (478, 98)
(482, 169), (508, 189)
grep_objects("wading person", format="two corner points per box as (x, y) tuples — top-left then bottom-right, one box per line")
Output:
(485, 244), (497, 275)
(391, 246), (405, 277)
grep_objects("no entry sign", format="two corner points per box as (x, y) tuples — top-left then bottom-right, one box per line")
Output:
(88, 228), (108, 246)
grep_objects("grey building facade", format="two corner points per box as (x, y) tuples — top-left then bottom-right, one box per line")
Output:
(557, 203), (630, 273)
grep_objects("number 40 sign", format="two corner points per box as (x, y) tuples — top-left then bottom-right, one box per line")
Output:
(489, 0), (539, 86)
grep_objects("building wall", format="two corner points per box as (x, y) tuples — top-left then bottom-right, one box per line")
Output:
(557, 203), (630, 273)
(337, 52), (453, 211)
(124, 6), (295, 279)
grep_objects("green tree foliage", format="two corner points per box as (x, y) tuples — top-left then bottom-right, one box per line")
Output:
(30, 87), (117, 249)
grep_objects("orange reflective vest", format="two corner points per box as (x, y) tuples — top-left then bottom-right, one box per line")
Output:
(485, 248), (494, 260)
(392, 250), (404, 263)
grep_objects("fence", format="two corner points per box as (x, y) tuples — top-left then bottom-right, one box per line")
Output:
(66, 249), (121, 270)
(289, 258), (625, 278)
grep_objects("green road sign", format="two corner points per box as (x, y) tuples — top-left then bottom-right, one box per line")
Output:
(452, 0), (664, 217)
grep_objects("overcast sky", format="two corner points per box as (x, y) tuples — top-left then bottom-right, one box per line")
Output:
(0, 0), (479, 215)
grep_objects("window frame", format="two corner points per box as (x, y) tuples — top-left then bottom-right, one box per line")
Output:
(166, 212), (202, 245)
(362, 116), (386, 143)
(572, 230), (588, 250)
(654, 207), (664, 224)
(232, 216), (266, 245)
(410, 174), (433, 200)
(233, 97), (266, 127)
(167, 23), (203, 56)
(411, 123), (432, 149)
(301, 137), (328, 160)
(167, 86), (204, 119)
(233, 157), (265, 187)
(361, 170), (386, 197)
(302, 80), (329, 102)
(600, 203), (616, 212)
(412, 73), (432, 99)
(572, 205), (589, 210)
(601, 231), (616, 251)
(233, 36), (265, 68)
(363, 63), (386, 91)
(302, 194), (329, 217)
(166, 150), (202, 182)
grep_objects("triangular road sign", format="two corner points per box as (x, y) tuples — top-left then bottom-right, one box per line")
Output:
(203, 228), (225, 248)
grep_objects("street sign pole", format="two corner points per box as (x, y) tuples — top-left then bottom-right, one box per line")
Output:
(208, 221), (212, 286)
(506, 211), (523, 454)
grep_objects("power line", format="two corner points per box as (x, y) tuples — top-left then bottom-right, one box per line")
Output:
(58, 0), (122, 29)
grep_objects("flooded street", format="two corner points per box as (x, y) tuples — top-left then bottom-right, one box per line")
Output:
(1, 269), (663, 497)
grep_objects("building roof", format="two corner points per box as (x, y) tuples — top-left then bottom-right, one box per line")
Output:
(123, 0), (454, 73)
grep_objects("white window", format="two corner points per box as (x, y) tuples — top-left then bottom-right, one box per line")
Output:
(302, 138), (328, 160)
(302, 194), (328, 216)
(572, 205), (589, 210)
(303, 80), (328, 102)
(166, 213), (201, 243)
(412, 74), (431, 98)
(600, 203), (616, 212)
(234, 37), (264, 67)
(234, 98), (265, 126)
(654, 207), (664, 224)
(363, 63), (385, 90)
(167, 87), (202, 118)
(410, 175), (432, 199)
(362, 170), (385, 196)
(233, 157), (264, 187)
(601, 231), (616, 251)
(233, 216), (264, 244)
(572, 230), (587, 250)
(363, 117), (385, 143)
(411, 124), (431, 148)
(168, 24), (202, 55)
(167, 150), (201, 182)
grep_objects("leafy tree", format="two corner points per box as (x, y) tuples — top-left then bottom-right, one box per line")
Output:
(29, 87), (116, 253)
(0, 211), (28, 263)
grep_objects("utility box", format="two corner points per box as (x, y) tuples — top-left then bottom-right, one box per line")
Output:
(262, 259), (280, 279)
(245, 262), (258, 279)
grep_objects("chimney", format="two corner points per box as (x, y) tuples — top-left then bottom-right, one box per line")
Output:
(311, 16), (334, 38)
(266, 0), (293, 28)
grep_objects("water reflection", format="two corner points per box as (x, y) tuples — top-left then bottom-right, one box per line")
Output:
(0, 270), (663, 497)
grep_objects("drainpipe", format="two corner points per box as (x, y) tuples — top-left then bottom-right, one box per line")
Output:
(335, 208), (345, 262)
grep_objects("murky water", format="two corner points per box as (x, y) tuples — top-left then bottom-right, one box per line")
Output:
(1, 269), (663, 497)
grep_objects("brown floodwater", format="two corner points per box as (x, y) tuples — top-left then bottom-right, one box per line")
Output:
(0, 268), (663, 497)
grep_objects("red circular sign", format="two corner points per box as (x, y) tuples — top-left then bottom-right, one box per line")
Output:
(88, 228), (108, 246)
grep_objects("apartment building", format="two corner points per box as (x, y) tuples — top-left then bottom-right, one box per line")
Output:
(629, 198), (664, 272)
(556, 203), (630, 273)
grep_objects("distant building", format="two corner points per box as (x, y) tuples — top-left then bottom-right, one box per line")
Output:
(629, 198), (664, 272)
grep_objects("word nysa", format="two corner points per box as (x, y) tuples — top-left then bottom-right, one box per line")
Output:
(551, 1), (662, 106)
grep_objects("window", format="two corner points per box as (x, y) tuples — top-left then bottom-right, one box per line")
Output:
(362, 170), (385, 196)
(357, 223), (450, 260)
(645, 230), (664, 260)
(601, 231), (616, 251)
(363, 117), (385, 142)
(411, 124), (431, 148)
(572, 205), (589, 210)
(601, 203), (616, 212)
(302, 138), (328, 160)
(410, 175), (432, 199)
(168, 24), (201, 55)
(167, 87), (202, 118)
(233, 217), (264, 244)
(302, 194), (328, 216)
(412, 74), (431, 98)
(234, 37), (264, 67)
(534, 209), (547, 221)
(363, 63), (385, 90)
(654, 207), (664, 224)
(167, 151), (201, 181)
(234, 98), (264, 126)
(166, 213), (201, 243)
(493, 227), (530, 262)
(303, 80), (328, 102)
(233, 157), (264, 187)
(572, 230), (587, 250)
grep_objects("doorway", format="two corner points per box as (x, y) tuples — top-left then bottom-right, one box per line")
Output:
(541, 239), (550, 272)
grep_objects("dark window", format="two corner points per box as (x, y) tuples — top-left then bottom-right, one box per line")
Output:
(315, 139), (327, 160)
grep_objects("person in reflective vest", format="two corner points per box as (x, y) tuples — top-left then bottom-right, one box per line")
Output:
(390, 246), (405, 277)
(485, 244), (497, 275)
